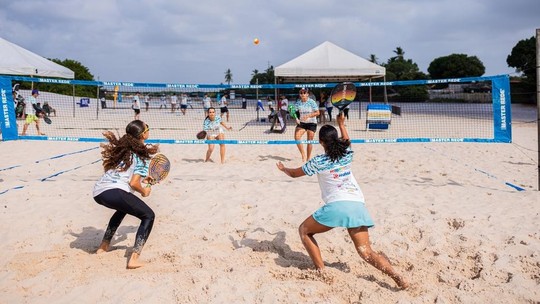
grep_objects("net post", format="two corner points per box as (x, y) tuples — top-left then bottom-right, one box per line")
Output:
(536, 28), (540, 191)
(72, 84), (75, 118)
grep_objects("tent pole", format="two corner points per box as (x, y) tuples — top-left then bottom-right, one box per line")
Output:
(369, 78), (372, 103)
(383, 75), (388, 104)
(274, 77), (278, 107)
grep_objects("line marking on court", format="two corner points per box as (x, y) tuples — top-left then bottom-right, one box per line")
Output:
(40, 159), (102, 182)
(35, 146), (99, 163)
(0, 158), (102, 196)
(424, 146), (525, 191)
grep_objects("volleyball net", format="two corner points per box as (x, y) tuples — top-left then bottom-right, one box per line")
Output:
(0, 75), (512, 144)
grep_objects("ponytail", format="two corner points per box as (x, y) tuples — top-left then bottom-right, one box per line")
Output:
(319, 125), (350, 162)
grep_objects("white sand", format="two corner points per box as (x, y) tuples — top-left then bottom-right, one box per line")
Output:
(0, 107), (538, 303)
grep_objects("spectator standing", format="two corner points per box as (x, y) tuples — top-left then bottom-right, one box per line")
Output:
(202, 94), (212, 116)
(159, 95), (167, 109)
(132, 92), (141, 120)
(170, 94), (178, 113)
(180, 93), (188, 115)
(144, 94), (150, 111)
(219, 94), (229, 122)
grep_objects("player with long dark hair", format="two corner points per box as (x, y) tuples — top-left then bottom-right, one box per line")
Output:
(203, 107), (232, 164)
(277, 113), (410, 289)
(93, 120), (159, 269)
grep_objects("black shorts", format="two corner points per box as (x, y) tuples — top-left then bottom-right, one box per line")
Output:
(134, 109), (141, 114)
(296, 122), (317, 133)
(220, 106), (229, 113)
(180, 104), (188, 109)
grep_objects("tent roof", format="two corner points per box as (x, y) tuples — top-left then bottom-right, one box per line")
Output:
(275, 41), (385, 83)
(0, 37), (75, 79)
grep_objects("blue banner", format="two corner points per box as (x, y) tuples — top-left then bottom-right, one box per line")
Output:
(491, 75), (512, 142)
(0, 77), (17, 141)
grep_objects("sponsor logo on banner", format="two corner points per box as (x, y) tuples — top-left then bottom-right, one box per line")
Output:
(499, 88), (506, 130)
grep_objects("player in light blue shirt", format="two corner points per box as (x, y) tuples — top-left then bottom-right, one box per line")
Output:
(203, 107), (232, 163)
(294, 88), (320, 161)
(277, 113), (410, 290)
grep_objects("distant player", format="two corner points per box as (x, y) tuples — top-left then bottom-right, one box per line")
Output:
(21, 89), (45, 136)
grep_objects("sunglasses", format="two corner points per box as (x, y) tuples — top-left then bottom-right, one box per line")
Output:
(300, 92), (309, 95)
(141, 124), (150, 135)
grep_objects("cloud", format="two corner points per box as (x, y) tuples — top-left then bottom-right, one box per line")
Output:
(1, 0), (537, 83)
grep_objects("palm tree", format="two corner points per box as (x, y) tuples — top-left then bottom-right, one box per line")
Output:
(369, 54), (378, 64)
(224, 69), (233, 85)
(393, 47), (405, 60)
(251, 69), (259, 76)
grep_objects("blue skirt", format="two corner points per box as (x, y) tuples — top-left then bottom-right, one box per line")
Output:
(313, 200), (375, 228)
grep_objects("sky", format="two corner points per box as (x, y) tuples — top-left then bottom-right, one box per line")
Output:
(0, 0), (538, 84)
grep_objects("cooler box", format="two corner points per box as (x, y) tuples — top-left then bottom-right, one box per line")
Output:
(366, 104), (391, 130)
(79, 98), (90, 107)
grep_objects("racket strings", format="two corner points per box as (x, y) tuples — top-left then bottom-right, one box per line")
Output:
(148, 155), (170, 183)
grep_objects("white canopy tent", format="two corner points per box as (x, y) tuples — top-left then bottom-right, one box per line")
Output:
(275, 41), (385, 83)
(274, 41), (388, 104)
(0, 36), (75, 79)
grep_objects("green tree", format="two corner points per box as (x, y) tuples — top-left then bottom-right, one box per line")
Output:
(427, 54), (485, 79)
(250, 66), (275, 84)
(52, 58), (94, 80)
(384, 56), (426, 81)
(507, 36), (536, 87)
(507, 36), (536, 103)
(264, 65), (274, 82)
(369, 54), (378, 64)
(391, 47), (405, 61)
(249, 65), (274, 95)
(224, 68), (233, 85)
(28, 58), (96, 97)
(383, 47), (428, 101)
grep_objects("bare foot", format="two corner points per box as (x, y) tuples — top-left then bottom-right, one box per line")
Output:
(96, 241), (109, 254)
(127, 252), (145, 269)
(393, 275), (410, 290)
(127, 260), (144, 269)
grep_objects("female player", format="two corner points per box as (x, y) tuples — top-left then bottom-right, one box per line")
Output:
(203, 107), (232, 164)
(294, 88), (319, 161)
(93, 120), (159, 269)
(276, 113), (410, 289)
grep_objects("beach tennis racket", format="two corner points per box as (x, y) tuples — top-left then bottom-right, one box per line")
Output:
(147, 154), (170, 186)
(287, 104), (298, 119)
(196, 130), (207, 139)
(330, 82), (356, 113)
(43, 116), (52, 124)
(288, 104), (301, 124)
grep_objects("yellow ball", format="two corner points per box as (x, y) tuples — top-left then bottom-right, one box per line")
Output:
(253, 38), (260, 45)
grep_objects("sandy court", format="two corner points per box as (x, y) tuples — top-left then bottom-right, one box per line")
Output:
(0, 104), (538, 303)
